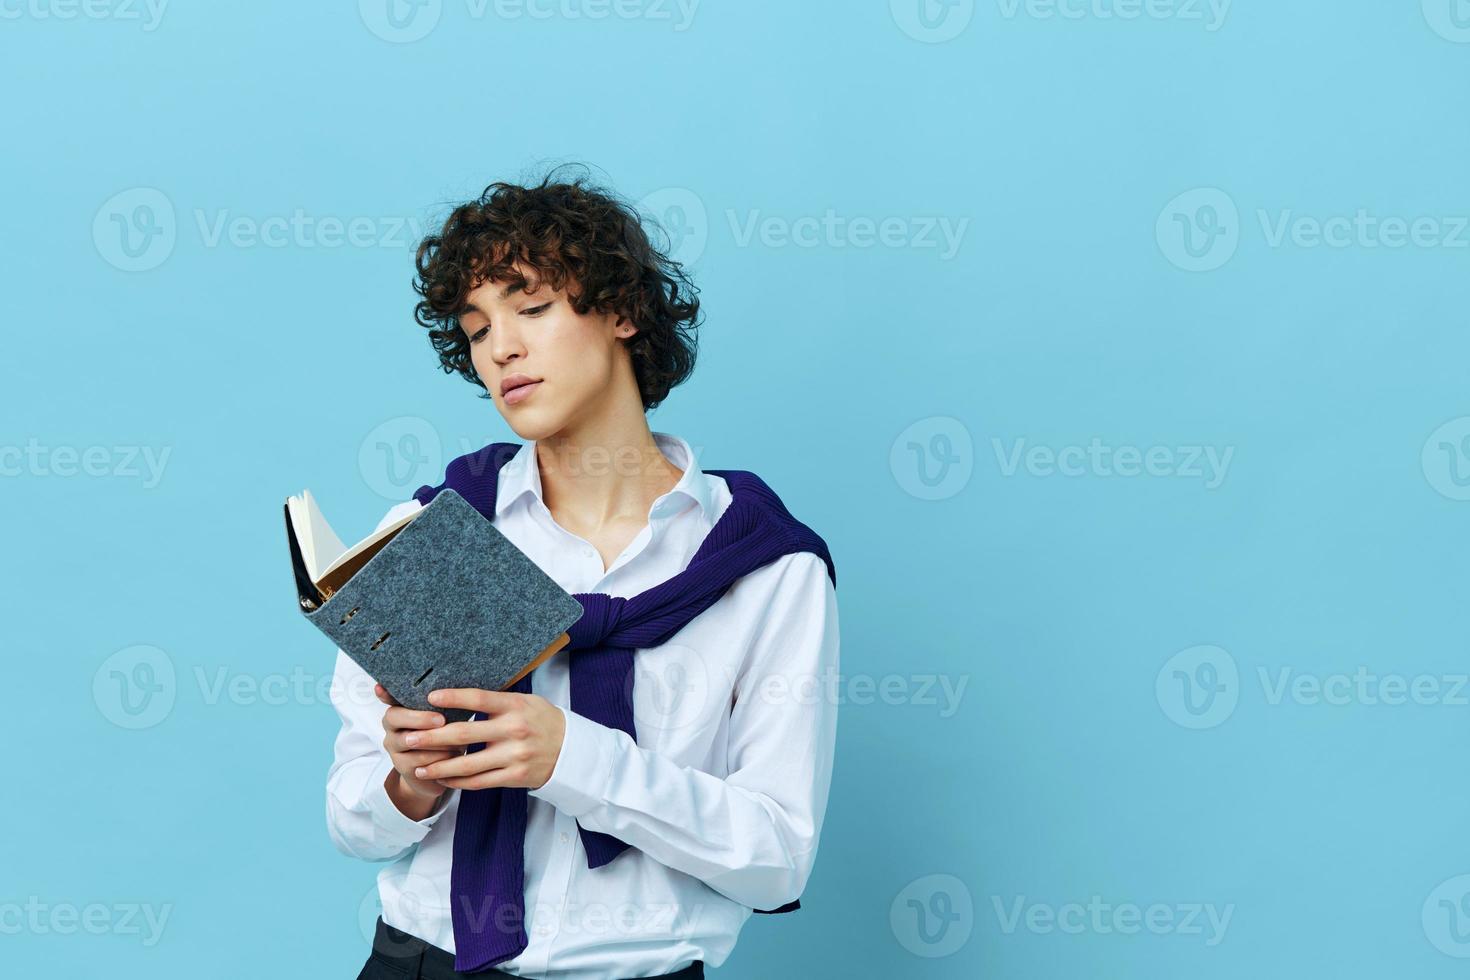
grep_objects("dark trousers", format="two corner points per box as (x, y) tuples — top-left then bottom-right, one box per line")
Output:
(357, 916), (706, 980)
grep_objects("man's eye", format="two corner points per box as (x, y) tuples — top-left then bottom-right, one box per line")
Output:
(469, 325), (490, 344)
(524, 303), (552, 316)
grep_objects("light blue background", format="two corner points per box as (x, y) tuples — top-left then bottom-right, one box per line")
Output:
(5, 1), (1470, 976)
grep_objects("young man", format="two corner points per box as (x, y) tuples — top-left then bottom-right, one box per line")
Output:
(326, 170), (840, 980)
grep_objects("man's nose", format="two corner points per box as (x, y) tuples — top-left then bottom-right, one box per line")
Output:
(491, 322), (525, 363)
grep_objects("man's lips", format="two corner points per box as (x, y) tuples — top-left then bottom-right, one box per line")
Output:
(500, 373), (540, 396)
(502, 379), (543, 406)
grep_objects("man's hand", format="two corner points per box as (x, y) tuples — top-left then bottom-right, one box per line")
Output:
(403, 688), (567, 791)
(376, 683), (459, 803)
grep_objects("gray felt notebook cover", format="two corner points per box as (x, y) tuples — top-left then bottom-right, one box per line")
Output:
(289, 488), (586, 724)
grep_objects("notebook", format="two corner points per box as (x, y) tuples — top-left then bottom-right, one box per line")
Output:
(284, 487), (586, 723)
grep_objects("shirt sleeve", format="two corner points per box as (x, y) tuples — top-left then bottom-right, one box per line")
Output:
(323, 499), (456, 862)
(529, 550), (841, 911)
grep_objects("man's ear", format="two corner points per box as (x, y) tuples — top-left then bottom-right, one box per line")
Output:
(614, 316), (637, 339)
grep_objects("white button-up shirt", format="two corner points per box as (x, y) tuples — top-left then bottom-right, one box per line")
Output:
(325, 432), (840, 979)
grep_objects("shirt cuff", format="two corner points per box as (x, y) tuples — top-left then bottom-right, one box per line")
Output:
(529, 707), (617, 817)
(363, 753), (453, 841)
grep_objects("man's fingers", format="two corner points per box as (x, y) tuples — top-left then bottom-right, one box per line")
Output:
(385, 741), (461, 764)
(402, 718), (494, 750)
(426, 687), (523, 715)
(415, 745), (520, 781)
(382, 704), (447, 732)
(402, 712), (534, 750)
(436, 768), (528, 791)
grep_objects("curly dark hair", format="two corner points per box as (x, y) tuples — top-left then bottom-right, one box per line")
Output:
(411, 164), (702, 412)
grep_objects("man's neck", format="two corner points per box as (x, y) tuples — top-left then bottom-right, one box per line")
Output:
(535, 422), (683, 530)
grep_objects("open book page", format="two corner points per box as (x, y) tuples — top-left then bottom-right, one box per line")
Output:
(286, 489), (348, 583)
(286, 490), (421, 591)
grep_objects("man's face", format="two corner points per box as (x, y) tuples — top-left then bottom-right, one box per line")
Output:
(458, 263), (634, 441)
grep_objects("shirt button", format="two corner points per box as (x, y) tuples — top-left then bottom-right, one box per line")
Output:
(560, 831), (571, 844)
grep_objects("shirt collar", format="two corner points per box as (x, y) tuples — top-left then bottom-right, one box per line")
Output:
(495, 431), (715, 524)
